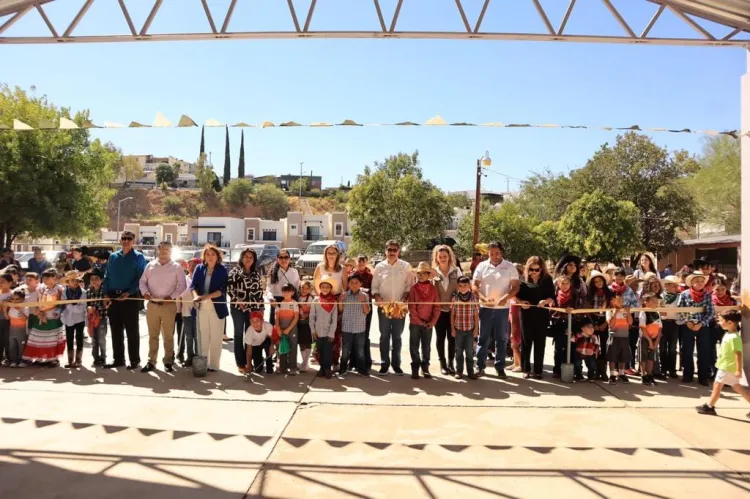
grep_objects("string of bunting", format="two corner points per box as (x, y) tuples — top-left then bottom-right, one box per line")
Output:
(0, 113), (742, 138)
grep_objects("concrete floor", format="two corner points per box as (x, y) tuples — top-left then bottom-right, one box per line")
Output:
(0, 312), (748, 498)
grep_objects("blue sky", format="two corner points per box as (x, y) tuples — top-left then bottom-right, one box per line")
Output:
(0, 0), (745, 192)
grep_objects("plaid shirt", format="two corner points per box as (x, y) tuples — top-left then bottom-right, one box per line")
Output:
(451, 292), (479, 331)
(676, 290), (714, 327)
(574, 333), (600, 357)
(86, 286), (107, 315)
(341, 290), (368, 333)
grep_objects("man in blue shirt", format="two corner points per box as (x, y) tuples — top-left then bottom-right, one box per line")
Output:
(104, 231), (147, 369)
(27, 247), (52, 274)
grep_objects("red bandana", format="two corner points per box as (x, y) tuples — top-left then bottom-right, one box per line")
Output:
(712, 292), (734, 307)
(556, 287), (572, 307)
(689, 287), (706, 303)
(319, 293), (337, 313)
(610, 282), (627, 296)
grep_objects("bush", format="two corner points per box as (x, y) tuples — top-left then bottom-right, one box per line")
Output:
(162, 195), (182, 216)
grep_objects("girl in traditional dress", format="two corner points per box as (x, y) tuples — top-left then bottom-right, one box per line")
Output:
(23, 268), (66, 366)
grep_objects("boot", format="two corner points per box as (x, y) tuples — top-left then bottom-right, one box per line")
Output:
(299, 349), (311, 373)
(422, 364), (432, 379)
(75, 349), (83, 368)
(65, 352), (74, 368)
(411, 366), (420, 380)
(447, 359), (456, 375)
(439, 359), (449, 375)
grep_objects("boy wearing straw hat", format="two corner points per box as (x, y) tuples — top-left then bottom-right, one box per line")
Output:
(407, 262), (441, 379)
(677, 272), (715, 385)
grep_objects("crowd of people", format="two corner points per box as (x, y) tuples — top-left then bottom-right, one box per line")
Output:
(0, 236), (747, 416)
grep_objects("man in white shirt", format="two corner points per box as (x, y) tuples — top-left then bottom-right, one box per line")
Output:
(371, 240), (414, 376)
(472, 241), (520, 378)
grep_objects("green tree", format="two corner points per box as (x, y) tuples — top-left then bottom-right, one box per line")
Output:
(119, 155), (145, 183)
(223, 125), (231, 186)
(348, 151), (453, 254)
(532, 220), (566, 261)
(0, 84), (119, 246)
(456, 201), (540, 263)
(222, 178), (255, 208)
(162, 195), (182, 215)
(517, 168), (577, 221)
(557, 190), (641, 262)
(253, 183), (289, 220)
(155, 163), (177, 185)
(685, 136), (740, 234)
(289, 177), (311, 194)
(333, 189), (349, 211)
(238, 130), (246, 179)
(195, 153), (218, 197)
(446, 192), (472, 209)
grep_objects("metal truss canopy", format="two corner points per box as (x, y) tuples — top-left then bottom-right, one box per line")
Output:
(0, 0), (749, 46)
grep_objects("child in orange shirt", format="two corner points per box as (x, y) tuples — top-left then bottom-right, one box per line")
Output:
(638, 293), (662, 386)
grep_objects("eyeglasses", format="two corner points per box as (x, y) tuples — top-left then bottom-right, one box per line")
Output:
(529, 267), (541, 273)
(120, 237), (133, 241)
(278, 256), (290, 260)
(386, 248), (399, 253)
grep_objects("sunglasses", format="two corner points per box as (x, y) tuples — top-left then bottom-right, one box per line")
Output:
(529, 267), (541, 273)
(278, 256), (290, 260)
(386, 248), (399, 253)
(120, 237), (134, 241)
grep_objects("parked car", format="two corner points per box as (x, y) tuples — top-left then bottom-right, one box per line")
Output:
(296, 240), (347, 277)
(172, 247), (229, 263)
(227, 244), (280, 274)
(15, 252), (33, 270)
(282, 248), (303, 265)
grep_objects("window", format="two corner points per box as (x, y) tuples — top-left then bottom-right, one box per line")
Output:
(165, 233), (173, 243)
(334, 223), (343, 237)
(289, 224), (297, 235)
(263, 229), (277, 241)
(246, 228), (256, 241)
(306, 226), (322, 241)
(207, 232), (222, 246)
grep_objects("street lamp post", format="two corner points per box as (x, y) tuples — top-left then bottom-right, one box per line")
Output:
(117, 197), (134, 241)
(299, 161), (305, 198)
(472, 151), (492, 249)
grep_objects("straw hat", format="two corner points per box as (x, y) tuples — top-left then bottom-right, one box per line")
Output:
(624, 274), (642, 286)
(662, 275), (681, 286)
(641, 272), (658, 282)
(60, 270), (83, 284)
(586, 270), (607, 287)
(413, 261), (437, 280)
(319, 274), (337, 290)
(603, 263), (618, 273)
(685, 272), (708, 287)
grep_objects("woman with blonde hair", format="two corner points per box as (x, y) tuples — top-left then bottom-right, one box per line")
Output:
(431, 244), (462, 375)
(190, 245), (229, 372)
(313, 244), (347, 367)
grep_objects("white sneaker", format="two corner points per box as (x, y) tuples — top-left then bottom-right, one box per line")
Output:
(9, 363), (18, 368)
(17, 362), (28, 368)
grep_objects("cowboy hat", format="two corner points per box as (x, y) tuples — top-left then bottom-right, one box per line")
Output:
(413, 262), (437, 279)
(662, 275), (681, 286)
(603, 263), (618, 273)
(60, 270), (83, 284)
(586, 270), (607, 287)
(641, 272), (658, 282)
(555, 254), (582, 276)
(624, 274), (642, 286)
(685, 272), (708, 287)
(319, 274), (337, 289)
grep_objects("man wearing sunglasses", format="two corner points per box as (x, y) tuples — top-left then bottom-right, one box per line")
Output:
(103, 231), (148, 369)
(371, 240), (415, 376)
(472, 241), (520, 378)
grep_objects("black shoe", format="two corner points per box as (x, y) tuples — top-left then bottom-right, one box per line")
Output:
(533, 373), (543, 380)
(609, 375), (617, 385)
(698, 379), (710, 387)
(669, 372), (678, 379)
(573, 374), (584, 382)
(619, 374), (629, 383)
(696, 403), (716, 415)
(411, 368), (420, 380)
(185, 359), (193, 367)
(496, 369), (507, 379)
(338, 370), (347, 377)
(642, 376), (650, 385)
(104, 362), (125, 369)
(164, 364), (174, 373)
(378, 366), (389, 376)
(266, 366), (274, 374)
(358, 370), (370, 377)
(140, 363), (154, 373)
(523, 372), (532, 379)
(476, 369), (486, 377)
(440, 360), (449, 375)
(128, 363), (139, 370)
(422, 368), (432, 379)
(393, 366), (404, 376)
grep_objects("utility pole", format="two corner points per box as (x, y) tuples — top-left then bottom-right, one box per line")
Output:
(472, 158), (482, 249)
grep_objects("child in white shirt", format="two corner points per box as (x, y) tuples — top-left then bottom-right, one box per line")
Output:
(244, 311), (275, 377)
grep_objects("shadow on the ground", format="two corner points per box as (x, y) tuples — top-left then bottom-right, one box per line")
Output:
(0, 448), (747, 499)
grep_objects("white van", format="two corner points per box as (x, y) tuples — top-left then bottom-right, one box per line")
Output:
(296, 240), (347, 277)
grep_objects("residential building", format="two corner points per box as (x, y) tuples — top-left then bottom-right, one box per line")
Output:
(660, 234), (740, 280)
(125, 154), (196, 174)
(254, 173), (323, 191)
(188, 217), (245, 248)
(100, 223), (187, 246)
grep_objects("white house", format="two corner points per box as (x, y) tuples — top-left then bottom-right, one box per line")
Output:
(190, 217), (244, 248)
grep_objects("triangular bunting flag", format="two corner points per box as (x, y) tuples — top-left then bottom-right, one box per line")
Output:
(13, 119), (33, 130)
(424, 115), (447, 126)
(177, 115), (197, 127)
(153, 112), (172, 127)
(59, 117), (79, 129)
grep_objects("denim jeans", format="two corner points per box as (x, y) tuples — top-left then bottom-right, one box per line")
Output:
(252, 337), (274, 372)
(659, 320), (679, 376)
(680, 325), (712, 383)
(92, 317), (108, 363)
(341, 332), (366, 373)
(574, 354), (597, 378)
(364, 307), (373, 370)
(316, 336), (333, 373)
(476, 308), (509, 371)
(409, 324), (432, 370)
(231, 307), (250, 368)
(378, 309), (405, 370)
(182, 316), (196, 362)
(454, 330), (474, 375)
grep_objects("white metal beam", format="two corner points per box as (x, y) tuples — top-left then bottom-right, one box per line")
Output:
(740, 49), (750, 386)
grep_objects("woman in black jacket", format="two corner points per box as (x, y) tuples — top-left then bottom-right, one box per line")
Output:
(515, 256), (555, 379)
